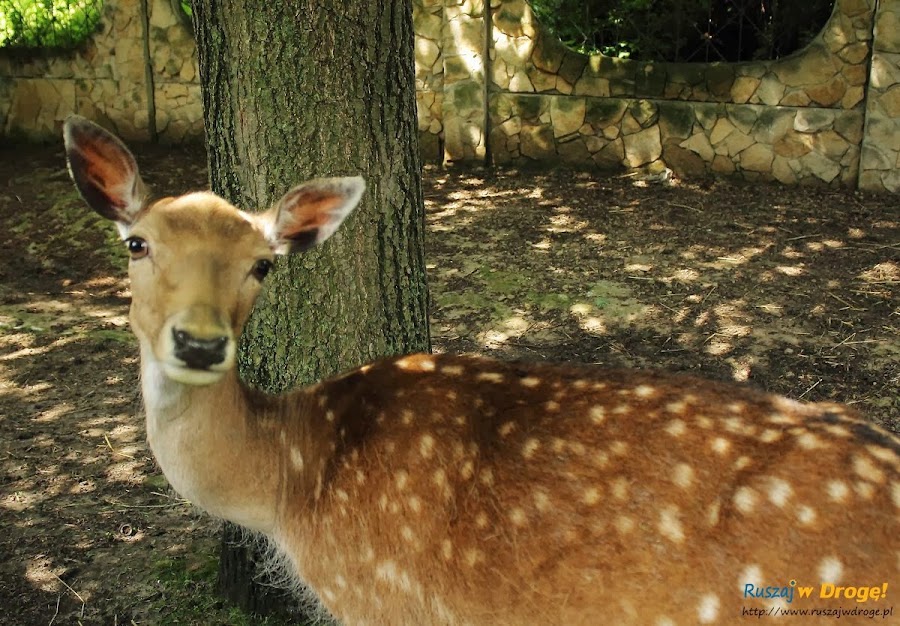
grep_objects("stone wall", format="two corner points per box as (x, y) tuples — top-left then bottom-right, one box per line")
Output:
(859, 0), (900, 191)
(478, 0), (890, 189)
(0, 0), (201, 142)
(1, 0), (898, 192)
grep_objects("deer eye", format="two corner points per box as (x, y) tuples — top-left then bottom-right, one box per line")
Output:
(125, 237), (149, 260)
(251, 259), (274, 281)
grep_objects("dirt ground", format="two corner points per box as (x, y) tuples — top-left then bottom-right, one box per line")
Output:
(0, 141), (897, 625)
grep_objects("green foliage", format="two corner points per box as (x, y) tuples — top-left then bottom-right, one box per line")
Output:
(528, 0), (834, 62)
(180, 0), (191, 18)
(0, 0), (102, 49)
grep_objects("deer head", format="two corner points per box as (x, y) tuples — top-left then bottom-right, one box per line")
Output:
(64, 115), (364, 386)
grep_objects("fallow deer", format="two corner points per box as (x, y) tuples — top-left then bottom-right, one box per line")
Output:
(64, 116), (898, 626)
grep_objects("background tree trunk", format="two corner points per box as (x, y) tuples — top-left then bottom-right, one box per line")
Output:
(191, 0), (429, 619)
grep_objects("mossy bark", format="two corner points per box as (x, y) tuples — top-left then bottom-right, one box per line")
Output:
(191, 0), (429, 618)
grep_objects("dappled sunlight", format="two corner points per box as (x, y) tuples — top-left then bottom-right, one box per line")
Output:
(425, 167), (898, 421)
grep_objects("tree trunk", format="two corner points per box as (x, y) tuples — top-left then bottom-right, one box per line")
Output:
(191, 0), (429, 619)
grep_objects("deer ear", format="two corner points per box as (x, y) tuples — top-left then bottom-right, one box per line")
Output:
(263, 177), (365, 254)
(63, 115), (147, 235)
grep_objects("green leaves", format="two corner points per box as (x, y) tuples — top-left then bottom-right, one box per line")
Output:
(0, 0), (103, 49)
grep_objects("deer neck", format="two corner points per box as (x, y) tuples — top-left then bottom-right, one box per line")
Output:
(139, 349), (287, 535)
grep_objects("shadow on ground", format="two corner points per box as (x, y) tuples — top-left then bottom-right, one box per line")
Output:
(0, 143), (897, 624)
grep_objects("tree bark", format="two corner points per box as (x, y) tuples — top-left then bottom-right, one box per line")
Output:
(191, 0), (429, 619)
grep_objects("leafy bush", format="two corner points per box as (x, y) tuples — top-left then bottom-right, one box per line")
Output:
(529, 0), (834, 62)
(0, 0), (103, 49)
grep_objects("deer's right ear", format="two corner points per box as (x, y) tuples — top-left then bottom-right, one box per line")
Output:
(63, 115), (147, 236)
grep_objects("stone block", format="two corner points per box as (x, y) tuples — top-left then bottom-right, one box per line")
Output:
(725, 105), (758, 134)
(623, 126), (661, 167)
(584, 98), (627, 127)
(880, 84), (900, 117)
(773, 44), (842, 86)
(707, 63), (735, 99)
(417, 37), (441, 70)
(558, 136), (592, 162)
(558, 52), (589, 88)
(532, 36), (565, 73)
(812, 130), (851, 159)
(520, 123), (555, 159)
(739, 143), (775, 172)
(838, 42), (870, 64)
(874, 9), (900, 54)
(657, 102), (695, 139)
(772, 156), (797, 184)
(550, 97), (586, 138)
(794, 109), (836, 133)
(593, 137), (625, 167)
(710, 117), (736, 145)
(755, 74), (786, 105)
(635, 63), (667, 98)
(720, 130), (755, 157)
(773, 131), (813, 158)
(799, 150), (842, 183)
(663, 142), (706, 177)
(574, 75), (610, 97)
(628, 100), (658, 127)
(806, 77), (847, 106)
(680, 132), (715, 161)
(753, 109), (794, 143)
(711, 154), (736, 174)
(780, 90), (811, 106)
(834, 110), (864, 144)
(730, 76), (759, 104)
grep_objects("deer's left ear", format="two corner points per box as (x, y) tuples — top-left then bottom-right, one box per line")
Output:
(261, 177), (365, 255)
(63, 115), (147, 236)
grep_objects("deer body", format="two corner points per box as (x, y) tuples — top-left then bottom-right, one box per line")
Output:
(64, 117), (898, 625)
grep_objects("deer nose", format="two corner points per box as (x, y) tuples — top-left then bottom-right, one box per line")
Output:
(172, 328), (229, 370)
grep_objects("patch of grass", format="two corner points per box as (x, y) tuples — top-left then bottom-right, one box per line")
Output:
(149, 552), (298, 626)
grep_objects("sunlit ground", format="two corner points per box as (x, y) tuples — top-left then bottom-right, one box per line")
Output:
(0, 144), (897, 624)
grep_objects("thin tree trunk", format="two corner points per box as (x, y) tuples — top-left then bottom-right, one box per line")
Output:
(191, 0), (429, 618)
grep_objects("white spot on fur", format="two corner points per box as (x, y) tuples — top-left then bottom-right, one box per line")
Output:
(826, 479), (849, 503)
(697, 593), (720, 623)
(796, 504), (817, 525)
(290, 447), (304, 471)
(533, 488), (551, 512)
(419, 434), (435, 459)
(441, 539), (453, 560)
(509, 508), (527, 526)
(711, 437), (731, 455)
(766, 477), (792, 508)
(635, 385), (656, 398)
(740, 564), (763, 589)
(665, 419), (687, 437)
(759, 428), (782, 443)
(610, 477), (628, 501)
(615, 515), (635, 534)
(477, 371), (504, 383)
(582, 487), (602, 505)
(522, 438), (540, 459)
(520, 376), (541, 387)
(589, 405), (606, 424)
(733, 486), (758, 514)
(659, 506), (684, 543)
(818, 556), (843, 584)
(853, 455), (885, 484)
(672, 463), (694, 489)
(610, 440), (628, 456)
